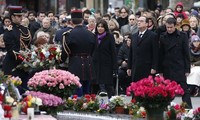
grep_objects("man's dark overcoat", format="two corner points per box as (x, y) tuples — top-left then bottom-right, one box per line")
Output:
(128, 30), (159, 81)
(159, 30), (190, 82)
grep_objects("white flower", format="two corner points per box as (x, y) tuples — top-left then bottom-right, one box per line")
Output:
(56, 47), (61, 53)
(5, 96), (14, 104)
(82, 103), (88, 109)
(31, 51), (37, 59)
(40, 62), (44, 66)
(31, 97), (42, 106)
(44, 51), (50, 58)
(184, 109), (194, 118)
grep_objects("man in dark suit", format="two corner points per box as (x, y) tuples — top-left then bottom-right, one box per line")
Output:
(127, 16), (159, 82)
(159, 18), (192, 108)
(61, 10), (96, 97)
(2, 6), (32, 93)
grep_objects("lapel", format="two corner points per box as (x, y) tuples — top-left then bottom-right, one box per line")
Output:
(165, 30), (180, 51)
(137, 30), (149, 46)
(128, 24), (132, 31)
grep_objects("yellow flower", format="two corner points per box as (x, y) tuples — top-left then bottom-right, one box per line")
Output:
(27, 101), (32, 107)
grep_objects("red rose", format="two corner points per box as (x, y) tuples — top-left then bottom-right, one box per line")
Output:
(3, 104), (11, 111)
(91, 94), (96, 100)
(49, 47), (57, 51)
(39, 53), (45, 60)
(73, 95), (78, 99)
(17, 55), (24, 61)
(131, 98), (136, 103)
(167, 111), (171, 117)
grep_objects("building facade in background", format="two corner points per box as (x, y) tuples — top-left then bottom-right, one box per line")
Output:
(1, 0), (195, 16)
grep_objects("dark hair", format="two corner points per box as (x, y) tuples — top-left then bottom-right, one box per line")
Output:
(120, 6), (129, 14)
(102, 14), (111, 20)
(37, 11), (46, 16)
(114, 7), (120, 10)
(95, 10), (102, 15)
(166, 17), (177, 25)
(28, 11), (36, 17)
(83, 9), (92, 15)
(47, 11), (54, 16)
(95, 19), (110, 34)
(176, 13), (185, 19)
(2, 17), (11, 25)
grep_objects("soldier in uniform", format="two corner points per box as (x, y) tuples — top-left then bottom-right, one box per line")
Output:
(2, 6), (32, 93)
(61, 10), (96, 97)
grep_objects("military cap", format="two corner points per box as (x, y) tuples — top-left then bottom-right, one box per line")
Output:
(8, 6), (23, 16)
(71, 10), (83, 19)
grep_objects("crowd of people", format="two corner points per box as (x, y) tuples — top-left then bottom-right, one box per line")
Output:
(0, 2), (200, 109)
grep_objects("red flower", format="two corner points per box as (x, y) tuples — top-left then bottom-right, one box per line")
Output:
(73, 95), (78, 99)
(49, 54), (55, 60)
(167, 111), (171, 117)
(131, 98), (136, 103)
(4, 113), (12, 118)
(39, 53), (45, 60)
(90, 94), (96, 100)
(49, 47), (57, 51)
(17, 55), (24, 61)
(0, 93), (3, 102)
(3, 104), (11, 111)
(141, 111), (147, 118)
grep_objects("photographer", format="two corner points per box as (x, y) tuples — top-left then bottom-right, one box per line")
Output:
(117, 33), (132, 94)
(113, 29), (123, 54)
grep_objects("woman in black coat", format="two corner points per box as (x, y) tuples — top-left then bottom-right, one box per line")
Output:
(93, 19), (118, 98)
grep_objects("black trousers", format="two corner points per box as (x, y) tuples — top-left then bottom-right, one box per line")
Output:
(177, 81), (193, 109)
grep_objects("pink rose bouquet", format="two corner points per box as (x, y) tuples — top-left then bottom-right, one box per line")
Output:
(25, 91), (64, 115)
(28, 69), (82, 99)
(126, 76), (184, 110)
(25, 91), (63, 107)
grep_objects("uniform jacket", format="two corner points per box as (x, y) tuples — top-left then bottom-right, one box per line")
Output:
(93, 33), (118, 84)
(61, 25), (96, 81)
(128, 30), (159, 82)
(159, 30), (190, 82)
(2, 23), (31, 78)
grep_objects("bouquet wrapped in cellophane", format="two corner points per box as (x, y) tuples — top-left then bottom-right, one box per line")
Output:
(13, 44), (62, 72)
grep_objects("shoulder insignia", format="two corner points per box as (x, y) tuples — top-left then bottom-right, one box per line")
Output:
(7, 25), (13, 31)
(62, 29), (72, 36)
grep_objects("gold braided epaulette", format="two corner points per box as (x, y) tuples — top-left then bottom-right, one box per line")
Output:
(62, 29), (72, 36)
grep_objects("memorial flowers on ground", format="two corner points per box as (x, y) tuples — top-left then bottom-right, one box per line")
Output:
(28, 69), (82, 99)
(126, 75), (184, 110)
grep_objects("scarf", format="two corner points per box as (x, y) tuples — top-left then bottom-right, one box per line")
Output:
(97, 32), (106, 44)
(191, 49), (200, 56)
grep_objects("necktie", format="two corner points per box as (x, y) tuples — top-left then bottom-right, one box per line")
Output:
(139, 34), (143, 38)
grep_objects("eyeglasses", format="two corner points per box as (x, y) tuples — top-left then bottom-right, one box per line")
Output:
(129, 19), (135, 21)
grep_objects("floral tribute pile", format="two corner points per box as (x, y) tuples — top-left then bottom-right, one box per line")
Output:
(126, 75), (184, 110)
(28, 69), (82, 99)
(25, 91), (64, 115)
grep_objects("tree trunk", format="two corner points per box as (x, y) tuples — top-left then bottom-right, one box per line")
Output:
(169, 0), (194, 10)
